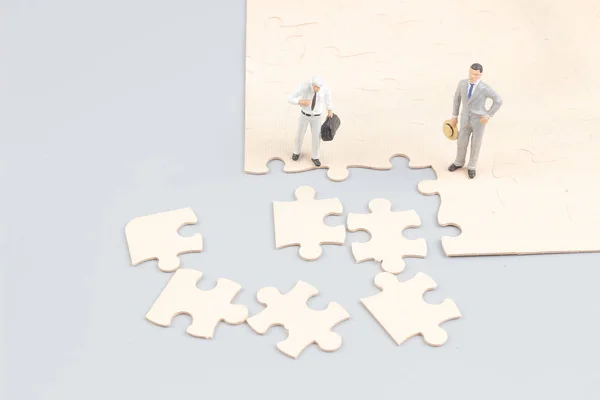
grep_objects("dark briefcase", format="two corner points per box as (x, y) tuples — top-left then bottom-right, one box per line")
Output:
(320, 113), (341, 141)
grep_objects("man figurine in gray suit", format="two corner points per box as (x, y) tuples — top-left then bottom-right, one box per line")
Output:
(287, 75), (333, 167)
(447, 63), (503, 178)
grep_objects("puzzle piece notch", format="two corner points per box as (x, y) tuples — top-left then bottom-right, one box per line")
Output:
(361, 272), (461, 346)
(346, 199), (427, 273)
(247, 281), (350, 358)
(145, 269), (248, 339)
(125, 207), (203, 272)
(273, 186), (346, 261)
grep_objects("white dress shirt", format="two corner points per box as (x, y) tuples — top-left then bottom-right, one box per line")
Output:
(452, 79), (483, 119)
(288, 80), (332, 115)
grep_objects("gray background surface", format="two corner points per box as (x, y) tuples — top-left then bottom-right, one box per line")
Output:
(2, 1), (599, 399)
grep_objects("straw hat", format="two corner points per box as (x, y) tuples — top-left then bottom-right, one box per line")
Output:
(443, 119), (458, 140)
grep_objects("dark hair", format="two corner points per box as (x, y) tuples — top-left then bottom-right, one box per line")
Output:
(470, 63), (483, 73)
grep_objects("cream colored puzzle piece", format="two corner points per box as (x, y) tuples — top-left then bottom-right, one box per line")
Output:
(145, 269), (248, 339)
(418, 128), (600, 256)
(417, 164), (518, 256)
(246, 1), (324, 84)
(125, 207), (203, 272)
(247, 281), (350, 359)
(347, 199), (427, 274)
(273, 186), (345, 260)
(361, 272), (461, 346)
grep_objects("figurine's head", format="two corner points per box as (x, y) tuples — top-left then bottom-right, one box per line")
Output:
(311, 75), (324, 92)
(468, 63), (483, 83)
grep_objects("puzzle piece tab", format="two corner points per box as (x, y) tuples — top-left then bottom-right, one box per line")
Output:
(361, 272), (461, 346)
(273, 186), (346, 260)
(125, 207), (203, 272)
(145, 269), (248, 339)
(247, 281), (350, 358)
(347, 199), (427, 273)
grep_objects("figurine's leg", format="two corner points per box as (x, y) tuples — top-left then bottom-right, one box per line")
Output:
(468, 120), (486, 170)
(309, 116), (321, 159)
(453, 120), (472, 167)
(293, 114), (309, 155)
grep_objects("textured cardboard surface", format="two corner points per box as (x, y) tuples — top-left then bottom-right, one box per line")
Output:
(245, 0), (600, 256)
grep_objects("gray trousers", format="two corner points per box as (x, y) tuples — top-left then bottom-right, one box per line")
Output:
(454, 115), (487, 169)
(293, 112), (321, 159)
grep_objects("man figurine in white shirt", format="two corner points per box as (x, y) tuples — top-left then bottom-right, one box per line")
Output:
(447, 63), (503, 178)
(287, 75), (333, 167)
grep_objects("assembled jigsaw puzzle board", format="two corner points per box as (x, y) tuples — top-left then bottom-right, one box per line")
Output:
(245, 0), (600, 256)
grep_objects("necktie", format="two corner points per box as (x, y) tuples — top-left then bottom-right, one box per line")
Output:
(468, 83), (474, 99)
(311, 92), (316, 111)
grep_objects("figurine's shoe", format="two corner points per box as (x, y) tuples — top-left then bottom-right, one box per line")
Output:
(468, 169), (476, 179)
(448, 163), (461, 172)
(311, 158), (321, 167)
(292, 153), (299, 161)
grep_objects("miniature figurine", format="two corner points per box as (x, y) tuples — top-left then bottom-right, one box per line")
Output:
(287, 75), (333, 167)
(447, 63), (502, 178)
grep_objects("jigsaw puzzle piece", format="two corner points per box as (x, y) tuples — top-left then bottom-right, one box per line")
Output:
(247, 281), (350, 359)
(278, 323), (342, 358)
(246, 27), (310, 84)
(361, 272), (461, 346)
(273, 186), (346, 261)
(145, 269), (248, 339)
(488, 141), (600, 252)
(417, 161), (521, 256)
(125, 207), (203, 272)
(318, 0), (434, 66)
(416, 109), (599, 256)
(347, 199), (427, 273)
(245, 284), (318, 334)
(246, 0), (326, 79)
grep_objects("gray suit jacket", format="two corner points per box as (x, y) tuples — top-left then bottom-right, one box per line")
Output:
(453, 79), (502, 119)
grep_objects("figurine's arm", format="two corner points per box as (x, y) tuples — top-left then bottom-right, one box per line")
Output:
(324, 87), (333, 116)
(452, 81), (461, 118)
(287, 83), (305, 105)
(485, 86), (503, 118)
